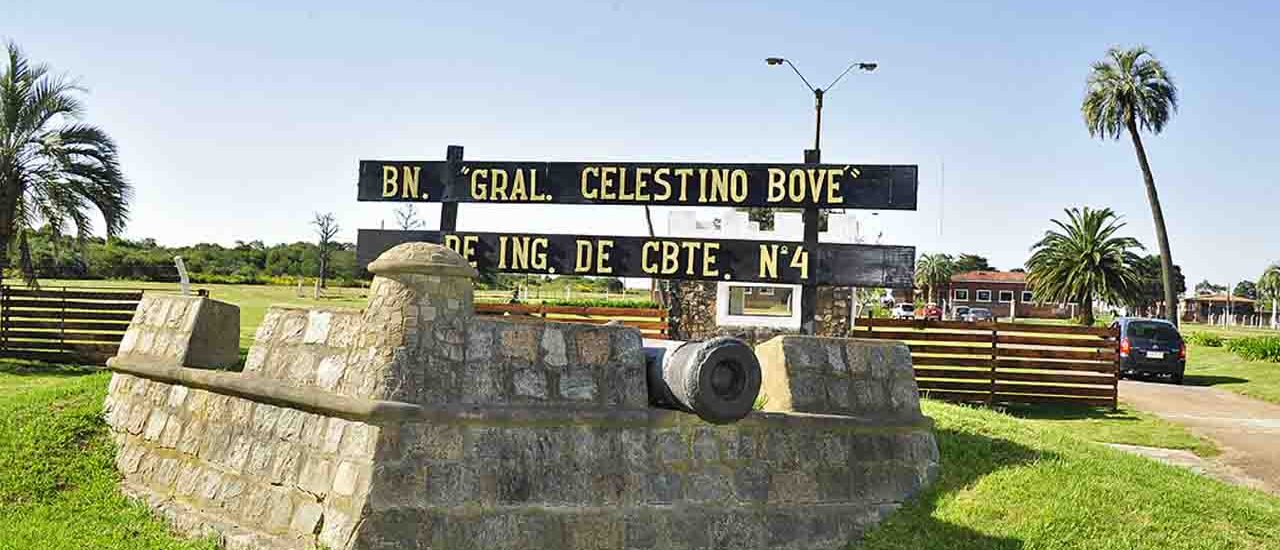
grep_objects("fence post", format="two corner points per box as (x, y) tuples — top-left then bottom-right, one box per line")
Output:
(1110, 325), (1120, 411)
(988, 325), (998, 407)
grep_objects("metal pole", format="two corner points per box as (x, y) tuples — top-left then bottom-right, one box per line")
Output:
(801, 147), (821, 335)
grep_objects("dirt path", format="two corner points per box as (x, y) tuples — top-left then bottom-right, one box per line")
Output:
(1120, 379), (1280, 495)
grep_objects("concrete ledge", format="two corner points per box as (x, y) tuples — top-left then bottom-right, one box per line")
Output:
(107, 358), (424, 424)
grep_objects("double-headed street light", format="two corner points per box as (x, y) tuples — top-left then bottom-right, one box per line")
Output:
(765, 57), (876, 152)
(765, 56), (876, 335)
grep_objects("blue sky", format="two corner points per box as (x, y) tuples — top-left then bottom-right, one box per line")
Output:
(5, 0), (1278, 287)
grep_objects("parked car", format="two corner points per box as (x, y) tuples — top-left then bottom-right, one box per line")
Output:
(891, 303), (915, 319)
(921, 303), (943, 320)
(953, 306), (970, 320)
(963, 307), (993, 322)
(1112, 317), (1186, 384)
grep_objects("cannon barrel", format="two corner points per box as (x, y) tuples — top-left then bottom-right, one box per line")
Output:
(642, 336), (762, 424)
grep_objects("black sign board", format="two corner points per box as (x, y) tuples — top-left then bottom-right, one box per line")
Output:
(358, 229), (915, 287)
(358, 160), (917, 210)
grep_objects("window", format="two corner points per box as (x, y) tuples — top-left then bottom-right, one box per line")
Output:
(1021, 291), (1034, 303)
(727, 285), (793, 317)
(998, 290), (1014, 303)
(954, 289), (970, 301)
(975, 289), (992, 302)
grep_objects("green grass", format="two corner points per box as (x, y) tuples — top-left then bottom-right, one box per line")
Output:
(1186, 343), (1280, 406)
(0, 363), (213, 550)
(1000, 403), (1218, 457)
(860, 400), (1280, 549)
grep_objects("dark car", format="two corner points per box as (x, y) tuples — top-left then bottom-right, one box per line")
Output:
(964, 307), (993, 322)
(1112, 318), (1186, 384)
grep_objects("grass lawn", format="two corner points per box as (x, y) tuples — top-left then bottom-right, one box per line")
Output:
(1184, 343), (1280, 406)
(860, 400), (1280, 549)
(0, 363), (213, 550)
(1000, 403), (1218, 457)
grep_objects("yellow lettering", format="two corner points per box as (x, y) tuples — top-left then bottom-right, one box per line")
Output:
(470, 169), (488, 200)
(530, 168), (550, 201)
(599, 167), (617, 199)
(766, 168), (785, 203)
(729, 169), (748, 203)
(498, 236), (509, 268)
(443, 235), (462, 255)
(381, 166), (398, 197)
(680, 241), (699, 275)
(790, 245), (809, 280)
(702, 242), (719, 277)
(510, 169), (528, 201)
(531, 238), (548, 270)
(653, 168), (672, 200)
(597, 240), (613, 274)
(581, 167), (599, 199)
(574, 241), (592, 273)
(709, 169), (730, 202)
(490, 169), (509, 201)
(402, 166), (420, 199)
(788, 169), (806, 202)
(696, 169), (710, 203)
(826, 168), (843, 204)
(641, 242), (660, 274)
(661, 241), (680, 274)
(633, 168), (651, 201)
(675, 168), (694, 201)
(462, 236), (478, 266)
(618, 167), (633, 200)
(511, 237), (529, 269)
(759, 244), (779, 279)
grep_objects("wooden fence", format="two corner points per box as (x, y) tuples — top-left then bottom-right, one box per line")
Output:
(0, 286), (144, 364)
(853, 318), (1118, 407)
(474, 302), (669, 339)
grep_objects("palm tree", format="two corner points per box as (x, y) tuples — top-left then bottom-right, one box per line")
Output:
(1027, 207), (1143, 326)
(1083, 46), (1178, 325)
(0, 42), (129, 279)
(914, 253), (955, 304)
(1258, 263), (1280, 330)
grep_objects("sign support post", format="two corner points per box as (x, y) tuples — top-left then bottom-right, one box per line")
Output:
(441, 145), (463, 231)
(801, 148), (821, 335)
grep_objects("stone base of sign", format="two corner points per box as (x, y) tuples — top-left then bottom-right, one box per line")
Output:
(104, 243), (937, 550)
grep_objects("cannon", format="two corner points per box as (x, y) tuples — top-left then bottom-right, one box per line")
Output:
(642, 336), (763, 424)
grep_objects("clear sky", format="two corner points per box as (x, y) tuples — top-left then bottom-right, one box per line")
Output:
(5, 0), (1278, 287)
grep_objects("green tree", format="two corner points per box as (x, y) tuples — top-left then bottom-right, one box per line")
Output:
(914, 253), (955, 304)
(1234, 280), (1258, 301)
(1084, 46), (1179, 325)
(0, 42), (130, 278)
(1027, 207), (1142, 326)
(1258, 263), (1280, 329)
(1127, 254), (1185, 317)
(1194, 279), (1226, 296)
(953, 253), (994, 273)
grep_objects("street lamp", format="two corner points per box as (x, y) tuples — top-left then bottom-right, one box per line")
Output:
(765, 57), (876, 151)
(765, 56), (876, 335)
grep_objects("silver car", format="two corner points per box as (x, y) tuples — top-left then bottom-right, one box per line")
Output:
(964, 307), (993, 322)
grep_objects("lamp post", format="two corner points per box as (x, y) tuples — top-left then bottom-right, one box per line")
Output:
(765, 57), (876, 334)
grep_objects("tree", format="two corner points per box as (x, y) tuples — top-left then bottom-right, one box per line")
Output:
(914, 253), (955, 304)
(1258, 263), (1280, 329)
(394, 204), (422, 230)
(0, 42), (130, 280)
(1127, 254), (1185, 317)
(1084, 46), (1179, 325)
(1195, 280), (1226, 296)
(1234, 280), (1258, 301)
(312, 212), (339, 289)
(742, 208), (828, 232)
(1026, 207), (1142, 326)
(953, 254), (994, 273)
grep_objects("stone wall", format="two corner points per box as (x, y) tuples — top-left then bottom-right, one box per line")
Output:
(671, 281), (853, 344)
(105, 243), (937, 550)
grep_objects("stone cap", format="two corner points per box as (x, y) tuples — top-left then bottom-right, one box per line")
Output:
(366, 242), (478, 279)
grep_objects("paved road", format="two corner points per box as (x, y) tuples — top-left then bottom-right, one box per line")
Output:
(1120, 379), (1280, 495)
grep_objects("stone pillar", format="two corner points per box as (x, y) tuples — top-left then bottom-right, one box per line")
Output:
(361, 242), (478, 405)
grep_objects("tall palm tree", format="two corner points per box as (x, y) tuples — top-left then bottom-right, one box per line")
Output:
(0, 42), (130, 279)
(1258, 263), (1280, 330)
(1083, 46), (1178, 325)
(1027, 207), (1143, 326)
(914, 253), (955, 304)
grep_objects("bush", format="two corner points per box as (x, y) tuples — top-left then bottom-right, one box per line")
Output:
(538, 298), (659, 309)
(1225, 336), (1280, 363)
(1185, 332), (1224, 347)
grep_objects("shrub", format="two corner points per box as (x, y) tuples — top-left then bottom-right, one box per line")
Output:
(1225, 336), (1280, 363)
(537, 298), (660, 309)
(1185, 332), (1224, 347)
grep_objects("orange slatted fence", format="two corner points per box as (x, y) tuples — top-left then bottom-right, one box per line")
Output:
(474, 302), (669, 339)
(853, 318), (1118, 408)
(0, 286), (147, 365)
